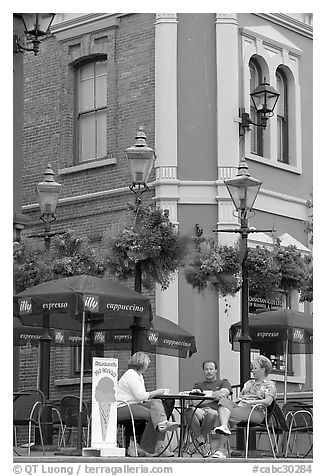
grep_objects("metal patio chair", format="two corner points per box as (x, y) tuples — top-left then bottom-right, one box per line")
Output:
(13, 388), (46, 456)
(282, 402), (313, 458)
(58, 395), (90, 449)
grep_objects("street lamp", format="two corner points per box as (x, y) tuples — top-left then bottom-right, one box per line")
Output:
(240, 79), (280, 134)
(224, 158), (262, 387)
(13, 13), (55, 56)
(125, 127), (156, 353)
(36, 164), (62, 251)
(214, 158), (274, 387)
(34, 164), (61, 445)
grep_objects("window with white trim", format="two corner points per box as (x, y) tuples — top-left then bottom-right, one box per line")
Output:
(240, 26), (303, 173)
(76, 59), (107, 163)
(249, 59), (264, 156)
(276, 68), (289, 164)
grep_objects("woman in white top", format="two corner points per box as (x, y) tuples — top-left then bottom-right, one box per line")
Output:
(117, 352), (178, 456)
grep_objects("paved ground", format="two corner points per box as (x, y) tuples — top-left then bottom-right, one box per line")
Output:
(13, 446), (312, 464)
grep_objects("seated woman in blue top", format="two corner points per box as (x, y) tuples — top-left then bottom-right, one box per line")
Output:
(117, 351), (178, 457)
(211, 355), (277, 459)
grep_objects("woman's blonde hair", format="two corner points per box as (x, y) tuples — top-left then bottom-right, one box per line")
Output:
(254, 355), (273, 376)
(128, 351), (151, 372)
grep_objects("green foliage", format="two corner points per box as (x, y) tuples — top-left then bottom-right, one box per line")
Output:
(273, 241), (306, 291)
(103, 203), (192, 290)
(183, 235), (313, 301)
(183, 237), (242, 296)
(13, 230), (105, 293)
(299, 254), (313, 302)
(246, 246), (282, 297)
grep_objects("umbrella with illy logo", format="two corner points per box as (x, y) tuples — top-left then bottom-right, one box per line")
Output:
(13, 274), (152, 454)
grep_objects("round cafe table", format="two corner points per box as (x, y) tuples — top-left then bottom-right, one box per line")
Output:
(155, 393), (216, 457)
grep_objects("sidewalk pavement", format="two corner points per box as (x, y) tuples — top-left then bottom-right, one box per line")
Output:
(13, 446), (313, 464)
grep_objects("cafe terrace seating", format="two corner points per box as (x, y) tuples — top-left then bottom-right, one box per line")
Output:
(13, 388), (46, 456)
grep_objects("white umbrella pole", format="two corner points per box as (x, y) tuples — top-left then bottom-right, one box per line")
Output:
(77, 311), (86, 452)
(284, 336), (289, 404)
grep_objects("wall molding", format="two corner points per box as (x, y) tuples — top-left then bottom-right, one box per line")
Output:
(254, 13), (313, 39)
(23, 178), (309, 222)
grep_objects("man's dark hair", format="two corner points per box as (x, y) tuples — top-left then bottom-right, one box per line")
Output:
(202, 360), (217, 370)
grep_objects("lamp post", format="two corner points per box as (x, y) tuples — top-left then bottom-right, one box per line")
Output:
(35, 164), (61, 398)
(36, 164), (62, 252)
(34, 165), (62, 445)
(125, 127), (156, 354)
(224, 159), (262, 387)
(214, 158), (274, 387)
(13, 13), (55, 56)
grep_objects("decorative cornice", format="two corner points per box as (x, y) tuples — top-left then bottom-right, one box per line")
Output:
(51, 13), (124, 33)
(254, 13), (313, 39)
(155, 13), (178, 25)
(215, 13), (238, 25)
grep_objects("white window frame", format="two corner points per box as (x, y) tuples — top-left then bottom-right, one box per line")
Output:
(75, 58), (108, 164)
(240, 27), (302, 175)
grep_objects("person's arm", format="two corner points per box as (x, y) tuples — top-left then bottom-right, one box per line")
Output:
(241, 395), (274, 407)
(213, 387), (230, 399)
(148, 389), (166, 398)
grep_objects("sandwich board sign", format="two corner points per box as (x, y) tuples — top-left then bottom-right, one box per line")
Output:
(89, 357), (125, 456)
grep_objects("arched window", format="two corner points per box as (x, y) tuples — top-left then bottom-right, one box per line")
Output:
(75, 58), (107, 163)
(276, 69), (289, 164)
(249, 59), (263, 156)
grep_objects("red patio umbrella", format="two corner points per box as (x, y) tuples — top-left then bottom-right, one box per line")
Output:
(13, 275), (152, 454)
(91, 314), (197, 358)
(229, 309), (313, 402)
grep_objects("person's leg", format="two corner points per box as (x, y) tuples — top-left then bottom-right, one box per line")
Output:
(117, 404), (153, 456)
(213, 397), (234, 434)
(148, 399), (171, 428)
(229, 406), (264, 426)
(184, 407), (204, 437)
(200, 409), (219, 435)
(117, 403), (151, 422)
(184, 407), (211, 457)
(139, 400), (177, 455)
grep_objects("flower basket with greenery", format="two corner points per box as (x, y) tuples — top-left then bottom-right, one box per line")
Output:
(183, 237), (242, 296)
(183, 234), (312, 301)
(13, 230), (105, 293)
(103, 203), (192, 290)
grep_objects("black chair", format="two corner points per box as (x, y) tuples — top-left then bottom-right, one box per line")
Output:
(13, 388), (46, 456)
(51, 405), (65, 449)
(58, 395), (90, 449)
(230, 400), (278, 458)
(282, 402), (313, 458)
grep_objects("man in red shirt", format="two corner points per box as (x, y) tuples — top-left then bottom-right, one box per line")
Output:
(184, 360), (232, 457)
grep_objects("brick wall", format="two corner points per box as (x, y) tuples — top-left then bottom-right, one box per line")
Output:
(17, 13), (158, 402)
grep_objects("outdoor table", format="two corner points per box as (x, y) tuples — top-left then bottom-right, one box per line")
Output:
(155, 393), (216, 457)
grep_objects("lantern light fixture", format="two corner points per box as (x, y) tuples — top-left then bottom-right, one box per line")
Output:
(224, 158), (262, 218)
(240, 79), (280, 135)
(125, 126), (156, 200)
(36, 164), (62, 224)
(13, 13), (55, 55)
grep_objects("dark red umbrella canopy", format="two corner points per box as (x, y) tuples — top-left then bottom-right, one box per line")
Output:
(229, 309), (313, 354)
(13, 316), (88, 347)
(91, 314), (197, 358)
(13, 275), (151, 330)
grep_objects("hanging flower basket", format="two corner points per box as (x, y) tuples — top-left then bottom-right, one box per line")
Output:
(103, 203), (192, 290)
(183, 235), (312, 301)
(183, 237), (242, 296)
